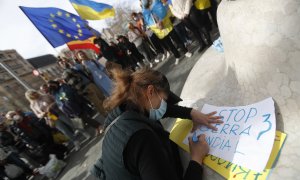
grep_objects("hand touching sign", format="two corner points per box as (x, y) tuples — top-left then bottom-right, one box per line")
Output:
(190, 109), (223, 132)
(189, 134), (209, 165)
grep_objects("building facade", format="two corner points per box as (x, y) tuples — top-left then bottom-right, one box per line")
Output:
(27, 54), (62, 82)
(0, 50), (45, 112)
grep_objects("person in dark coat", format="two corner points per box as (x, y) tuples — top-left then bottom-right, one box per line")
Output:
(91, 68), (222, 180)
(5, 111), (69, 161)
(93, 37), (127, 68)
(116, 35), (144, 69)
(47, 80), (100, 137)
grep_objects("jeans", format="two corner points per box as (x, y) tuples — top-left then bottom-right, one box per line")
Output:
(54, 115), (76, 142)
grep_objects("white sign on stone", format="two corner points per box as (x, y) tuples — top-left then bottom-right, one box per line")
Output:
(183, 97), (276, 172)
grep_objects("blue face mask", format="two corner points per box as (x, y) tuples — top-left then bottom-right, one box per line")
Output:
(148, 93), (167, 121)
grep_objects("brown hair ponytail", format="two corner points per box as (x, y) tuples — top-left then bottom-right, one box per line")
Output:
(104, 67), (170, 113)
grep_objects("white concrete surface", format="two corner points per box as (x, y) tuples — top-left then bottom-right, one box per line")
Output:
(180, 0), (300, 179)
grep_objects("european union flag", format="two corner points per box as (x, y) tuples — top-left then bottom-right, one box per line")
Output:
(20, 6), (95, 48)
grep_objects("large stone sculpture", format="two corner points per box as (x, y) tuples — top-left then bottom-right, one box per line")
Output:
(180, 0), (300, 178)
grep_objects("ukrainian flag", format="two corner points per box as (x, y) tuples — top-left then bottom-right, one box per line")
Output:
(70, 0), (115, 20)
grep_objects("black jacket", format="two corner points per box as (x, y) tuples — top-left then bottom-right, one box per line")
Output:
(93, 108), (202, 180)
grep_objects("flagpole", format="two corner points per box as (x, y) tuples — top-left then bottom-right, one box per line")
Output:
(0, 61), (31, 90)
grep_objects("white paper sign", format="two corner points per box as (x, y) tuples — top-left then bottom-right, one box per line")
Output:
(183, 97), (276, 172)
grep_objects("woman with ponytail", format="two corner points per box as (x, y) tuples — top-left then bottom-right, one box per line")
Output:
(92, 68), (222, 180)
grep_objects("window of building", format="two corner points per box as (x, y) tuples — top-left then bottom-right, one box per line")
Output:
(7, 54), (12, 59)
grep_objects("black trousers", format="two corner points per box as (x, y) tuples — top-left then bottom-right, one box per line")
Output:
(129, 44), (144, 64)
(174, 22), (190, 44)
(209, 0), (219, 27)
(168, 29), (188, 53)
(182, 17), (205, 46)
(149, 34), (165, 54)
(160, 30), (182, 58)
(189, 6), (212, 45)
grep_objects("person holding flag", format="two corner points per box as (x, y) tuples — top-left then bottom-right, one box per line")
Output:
(142, 0), (193, 65)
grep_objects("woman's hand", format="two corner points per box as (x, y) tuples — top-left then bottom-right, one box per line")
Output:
(190, 109), (223, 132)
(189, 134), (209, 165)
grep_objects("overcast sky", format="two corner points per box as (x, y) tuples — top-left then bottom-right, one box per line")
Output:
(0, 0), (140, 59)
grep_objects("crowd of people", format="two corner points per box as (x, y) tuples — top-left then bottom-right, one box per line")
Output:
(92, 0), (219, 67)
(0, 0), (222, 179)
(0, 50), (113, 179)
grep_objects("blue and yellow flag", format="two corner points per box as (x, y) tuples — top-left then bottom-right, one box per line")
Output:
(70, 0), (115, 20)
(20, 6), (95, 48)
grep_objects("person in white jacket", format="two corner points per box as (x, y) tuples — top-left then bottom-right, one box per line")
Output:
(128, 23), (154, 68)
(25, 90), (81, 151)
(169, 0), (211, 52)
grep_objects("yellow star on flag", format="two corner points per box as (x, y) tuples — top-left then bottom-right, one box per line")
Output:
(66, 33), (71, 38)
(51, 24), (57, 28)
(50, 13), (55, 18)
(78, 29), (82, 33)
(74, 35), (79, 39)
(49, 19), (54, 22)
(78, 33), (83, 37)
(76, 24), (81, 28)
(72, 18), (76, 22)
(65, 13), (70, 17)
(59, 29), (64, 34)
(57, 11), (63, 16)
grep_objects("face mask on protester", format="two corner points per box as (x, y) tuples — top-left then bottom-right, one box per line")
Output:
(148, 91), (167, 121)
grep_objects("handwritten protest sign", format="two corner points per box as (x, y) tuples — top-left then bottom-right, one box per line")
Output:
(181, 98), (276, 172)
(170, 118), (286, 179)
(203, 131), (286, 180)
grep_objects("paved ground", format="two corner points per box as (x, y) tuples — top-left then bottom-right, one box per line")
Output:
(53, 41), (208, 180)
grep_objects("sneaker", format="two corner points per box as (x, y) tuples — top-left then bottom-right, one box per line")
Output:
(74, 141), (80, 152)
(149, 63), (153, 68)
(143, 59), (150, 65)
(154, 59), (160, 63)
(185, 52), (192, 58)
(175, 58), (179, 65)
(74, 130), (80, 136)
(137, 62), (143, 68)
(160, 54), (166, 61)
(166, 51), (170, 59)
(96, 126), (105, 136)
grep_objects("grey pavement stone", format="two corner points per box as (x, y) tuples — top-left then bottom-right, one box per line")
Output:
(178, 0), (300, 179)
